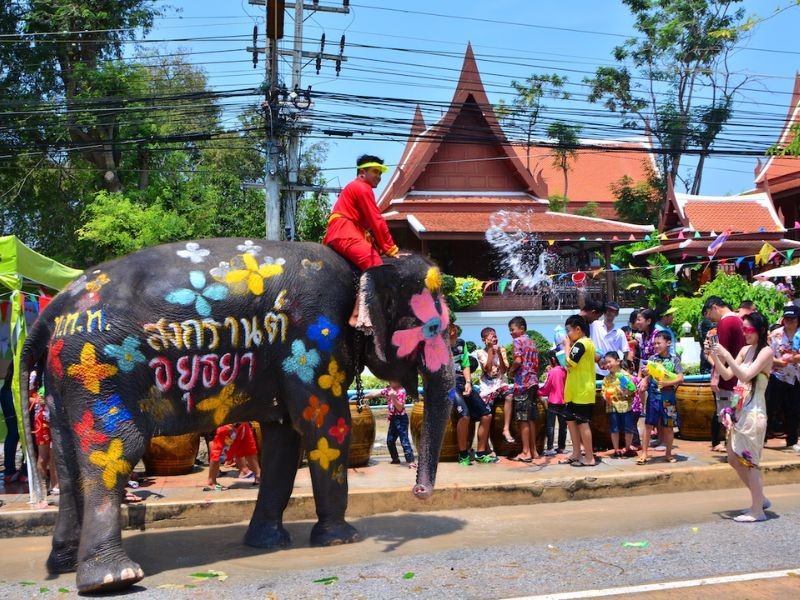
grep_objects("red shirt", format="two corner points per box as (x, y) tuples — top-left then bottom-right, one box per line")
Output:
(323, 178), (398, 258)
(716, 313), (745, 391)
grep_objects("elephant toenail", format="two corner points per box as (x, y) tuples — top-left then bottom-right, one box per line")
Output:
(103, 574), (114, 584)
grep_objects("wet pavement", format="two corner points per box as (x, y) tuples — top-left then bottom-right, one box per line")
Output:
(2, 434), (799, 538)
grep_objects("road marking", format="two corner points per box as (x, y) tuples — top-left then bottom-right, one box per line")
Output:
(506, 567), (800, 599)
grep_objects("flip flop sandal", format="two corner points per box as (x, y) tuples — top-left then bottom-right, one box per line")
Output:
(636, 456), (651, 465)
(665, 456), (678, 463)
(558, 457), (578, 465)
(502, 433), (516, 443)
(203, 484), (229, 492)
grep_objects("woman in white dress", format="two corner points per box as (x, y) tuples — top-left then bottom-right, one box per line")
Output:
(710, 312), (773, 523)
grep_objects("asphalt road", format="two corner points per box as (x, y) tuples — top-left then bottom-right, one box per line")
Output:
(2, 483), (799, 598)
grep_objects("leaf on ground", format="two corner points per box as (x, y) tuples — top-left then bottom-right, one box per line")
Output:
(19, 582), (36, 586)
(622, 541), (649, 548)
(158, 584), (197, 589)
(189, 570), (227, 581)
(402, 572), (415, 579)
(58, 588), (70, 593)
(39, 588), (49, 593)
(313, 576), (339, 585)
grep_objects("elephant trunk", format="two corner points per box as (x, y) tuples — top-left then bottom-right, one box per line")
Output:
(413, 368), (454, 499)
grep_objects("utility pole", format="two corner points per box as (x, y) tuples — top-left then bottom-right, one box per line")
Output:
(246, 0), (349, 240)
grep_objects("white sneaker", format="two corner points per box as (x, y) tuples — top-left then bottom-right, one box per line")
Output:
(792, 443), (800, 453)
(543, 449), (557, 456)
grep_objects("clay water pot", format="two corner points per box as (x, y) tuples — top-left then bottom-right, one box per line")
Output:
(676, 382), (714, 441)
(143, 433), (200, 476)
(590, 388), (613, 450)
(348, 401), (376, 467)
(490, 396), (547, 456)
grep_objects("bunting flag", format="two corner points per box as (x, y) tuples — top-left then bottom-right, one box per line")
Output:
(710, 230), (717, 237)
(707, 230), (731, 257)
(610, 264), (620, 271)
(548, 240), (555, 246)
(659, 233), (668, 240)
(747, 260), (755, 269)
(681, 252), (688, 260)
(735, 256), (745, 267)
(482, 280), (495, 292)
(795, 221), (800, 229)
(759, 227), (766, 233)
(510, 279), (519, 292)
(678, 230), (685, 239)
(674, 263), (684, 274)
(591, 268), (603, 278)
(578, 236), (586, 241)
(788, 249), (795, 261)
(694, 231), (702, 239)
(755, 242), (776, 266)
(644, 234), (651, 240)
(612, 236), (619, 241)
(498, 278), (509, 295)
(628, 234), (636, 240)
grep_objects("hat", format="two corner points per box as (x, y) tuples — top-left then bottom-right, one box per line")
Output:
(662, 306), (677, 316)
(604, 301), (620, 312)
(783, 305), (800, 319)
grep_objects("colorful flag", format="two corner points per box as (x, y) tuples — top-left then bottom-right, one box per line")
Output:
(707, 230), (731, 257)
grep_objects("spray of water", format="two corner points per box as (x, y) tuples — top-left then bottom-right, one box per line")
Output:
(485, 210), (557, 290)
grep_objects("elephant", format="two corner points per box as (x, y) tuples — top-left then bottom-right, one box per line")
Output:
(20, 238), (454, 594)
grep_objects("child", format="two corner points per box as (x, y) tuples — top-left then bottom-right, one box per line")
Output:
(205, 422), (261, 491)
(637, 331), (684, 464)
(507, 316), (539, 463)
(539, 350), (567, 456)
(622, 358), (643, 455)
(449, 323), (497, 465)
(601, 352), (636, 458)
(28, 368), (57, 495)
(560, 314), (598, 467)
(364, 381), (416, 468)
(476, 327), (514, 442)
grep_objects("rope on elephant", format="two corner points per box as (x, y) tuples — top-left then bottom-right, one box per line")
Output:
(354, 329), (365, 412)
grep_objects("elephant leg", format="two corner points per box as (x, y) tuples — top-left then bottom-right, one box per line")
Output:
(304, 402), (360, 547)
(74, 425), (146, 594)
(244, 420), (300, 549)
(46, 392), (82, 574)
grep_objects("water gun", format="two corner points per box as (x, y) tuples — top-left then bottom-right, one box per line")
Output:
(616, 373), (636, 392)
(645, 360), (678, 382)
(553, 325), (567, 348)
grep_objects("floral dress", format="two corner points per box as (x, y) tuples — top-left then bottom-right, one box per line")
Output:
(724, 350), (768, 468)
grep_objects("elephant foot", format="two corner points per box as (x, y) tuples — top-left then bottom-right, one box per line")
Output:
(76, 556), (144, 594)
(46, 542), (78, 574)
(310, 520), (361, 547)
(244, 521), (292, 549)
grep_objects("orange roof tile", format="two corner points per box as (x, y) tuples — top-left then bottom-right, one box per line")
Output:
(755, 73), (800, 187)
(669, 193), (784, 234)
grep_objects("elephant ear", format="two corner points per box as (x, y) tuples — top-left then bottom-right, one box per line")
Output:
(361, 263), (400, 363)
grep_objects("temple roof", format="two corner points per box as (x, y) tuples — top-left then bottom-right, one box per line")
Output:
(754, 73), (800, 192)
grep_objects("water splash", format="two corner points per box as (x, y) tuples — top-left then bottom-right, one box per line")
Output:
(485, 210), (556, 290)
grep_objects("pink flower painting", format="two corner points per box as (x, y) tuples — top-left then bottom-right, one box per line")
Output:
(391, 289), (450, 372)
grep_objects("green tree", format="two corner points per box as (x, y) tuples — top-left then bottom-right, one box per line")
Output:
(610, 161), (665, 227)
(584, 0), (750, 194)
(295, 193), (331, 243)
(546, 121), (582, 200)
(574, 202), (598, 217)
(548, 194), (569, 213)
(497, 74), (569, 170)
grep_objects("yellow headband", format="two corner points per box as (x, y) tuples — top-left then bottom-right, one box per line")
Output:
(357, 161), (389, 173)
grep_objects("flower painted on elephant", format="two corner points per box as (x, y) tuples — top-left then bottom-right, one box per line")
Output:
(103, 336), (146, 372)
(307, 316), (340, 353)
(75, 291), (101, 312)
(89, 439), (131, 490)
(309, 437), (340, 470)
(391, 288), (450, 372)
(92, 394), (133, 434)
(196, 385), (249, 423)
(74, 410), (109, 452)
(302, 395), (329, 427)
(223, 253), (284, 296)
(48, 339), (65, 379)
(236, 240), (262, 255)
(165, 271), (229, 317)
(177, 242), (211, 263)
(425, 266), (442, 292)
(282, 339), (320, 383)
(85, 273), (110, 293)
(67, 343), (119, 394)
(328, 417), (349, 445)
(318, 358), (345, 397)
(209, 261), (232, 280)
(301, 258), (323, 271)
(332, 463), (345, 485)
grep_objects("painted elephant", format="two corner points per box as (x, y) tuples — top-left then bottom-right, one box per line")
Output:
(21, 239), (454, 594)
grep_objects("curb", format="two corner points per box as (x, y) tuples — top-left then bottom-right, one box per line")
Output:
(4, 459), (799, 538)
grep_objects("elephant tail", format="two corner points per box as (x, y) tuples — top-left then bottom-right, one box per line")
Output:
(20, 317), (51, 505)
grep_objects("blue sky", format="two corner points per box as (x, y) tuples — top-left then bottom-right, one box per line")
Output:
(149, 1), (800, 197)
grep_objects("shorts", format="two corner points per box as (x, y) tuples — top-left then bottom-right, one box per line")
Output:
(451, 387), (491, 422)
(646, 388), (679, 428)
(608, 410), (636, 434)
(209, 422), (258, 463)
(547, 403), (567, 418)
(565, 402), (593, 424)
(513, 388), (539, 422)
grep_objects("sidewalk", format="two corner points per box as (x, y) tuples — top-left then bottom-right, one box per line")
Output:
(2, 436), (800, 538)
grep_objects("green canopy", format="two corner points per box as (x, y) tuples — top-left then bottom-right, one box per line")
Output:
(0, 235), (81, 503)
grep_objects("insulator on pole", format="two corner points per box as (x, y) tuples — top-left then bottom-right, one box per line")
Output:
(252, 25), (259, 68)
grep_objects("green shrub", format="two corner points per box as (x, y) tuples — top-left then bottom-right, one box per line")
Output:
(503, 329), (552, 378)
(669, 272), (786, 335)
(445, 276), (484, 310)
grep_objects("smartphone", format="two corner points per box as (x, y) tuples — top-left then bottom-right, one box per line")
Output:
(708, 334), (719, 346)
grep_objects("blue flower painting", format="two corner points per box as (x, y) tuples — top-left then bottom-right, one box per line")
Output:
(282, 339), (321, 384)
(165, 271), (229, 317)
(307, 316), (340, 353)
